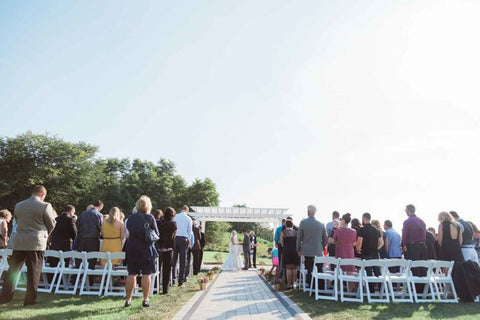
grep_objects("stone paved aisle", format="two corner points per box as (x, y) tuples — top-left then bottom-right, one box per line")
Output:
(174, 269), (311, 320)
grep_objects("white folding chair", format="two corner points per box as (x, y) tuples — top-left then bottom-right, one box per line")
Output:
(309, 256), (339, 301)
(338, 258), (364, 302)
(104, 252), (128, 296)
(55, 251), (86, 294)
(299, 257), (308, 292)
(80, 252), (109, 296)
(431, 260), (458, 303)
(363, 259), (389, 303)
(408, 260), (435, 303)
(37, 250), (63, 293)
(133, 257), (160, 297)
(385, 259), (413, 303)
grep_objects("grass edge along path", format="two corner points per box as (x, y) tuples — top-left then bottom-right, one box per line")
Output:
(0, 271), (211, 320)
(283, 288), (480, 320)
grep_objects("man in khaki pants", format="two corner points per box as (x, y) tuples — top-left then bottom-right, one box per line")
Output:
(0, 185), (56, 306)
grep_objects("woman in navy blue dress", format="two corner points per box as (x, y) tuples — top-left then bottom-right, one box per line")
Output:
(124, 195), (159, 308)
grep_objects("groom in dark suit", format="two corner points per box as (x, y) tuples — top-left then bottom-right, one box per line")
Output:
(242, 230), (251, 270)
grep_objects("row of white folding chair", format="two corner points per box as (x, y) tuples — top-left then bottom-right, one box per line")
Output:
(307, 257), (458, 303)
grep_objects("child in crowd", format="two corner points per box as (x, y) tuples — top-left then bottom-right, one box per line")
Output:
(268, 247), (279, 274)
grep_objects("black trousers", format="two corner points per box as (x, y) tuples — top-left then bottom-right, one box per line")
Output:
(304, 256), (323, 288)
(364, 256), (381, 292)
(192, 249), (202, 275)
(249, 248), (257, 268)
(172, 236), (188, 285)
(243, 249), (250, 269)
(405, 243), (428, 292)
(159, 251), (172, 294)
(75, 238), (100, 285)
(0, 250), (44, 306)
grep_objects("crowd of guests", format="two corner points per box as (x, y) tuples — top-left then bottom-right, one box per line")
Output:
(272, 204), (480, 291)
(0, 185), (205, 308)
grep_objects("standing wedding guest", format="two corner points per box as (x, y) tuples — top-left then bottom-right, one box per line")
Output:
(383, 220), (402, 260)
(351, 218), (362, 258)
(249, 231), (258, 268)
(100, 207), (125, 265)
(185, 225), (195, 281)
(199, 225), (206, 268)
(402, 204), (427, 292)
(450, 211), (478, 263)
(274, 219), (286, 278)
(297, 205), (328, 289)
(437, 211), (464, 262)
(327, 218), (340, 258)
(124, 195), (159, 307)
(172, 205), (193, 287)
(156, 207), (176, 294)
(372, 219), (387, 259)
(0, 185), (56, 306)
(48, 205), (77, 267)
(425, 228), (438, 260)
(356, 213), (383, 292)
(326, 211), (340, 238)
(281, 220), (299, 288)
(241, 230), (251, 270)
(333, 213), (357, 272)
(76, 200), (104, 284)
(427, 227), (441, 259)
(0, 209), (12, 249)
(153, 209), (163, 221)
(192, 221), (203, 275)
(469, 222), (480, 261)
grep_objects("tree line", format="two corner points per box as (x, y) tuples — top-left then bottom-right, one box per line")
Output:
(0, 132), (219, 216)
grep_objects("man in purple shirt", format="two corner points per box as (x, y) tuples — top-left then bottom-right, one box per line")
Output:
(402, 204), (427, 291)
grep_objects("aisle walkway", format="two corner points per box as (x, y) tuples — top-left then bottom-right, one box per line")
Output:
(174, 269), (310, 320)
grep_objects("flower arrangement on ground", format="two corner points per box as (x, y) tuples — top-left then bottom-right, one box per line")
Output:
(199, 277), (208, 290)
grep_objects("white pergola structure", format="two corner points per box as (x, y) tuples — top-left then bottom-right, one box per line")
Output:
(190, 206), (290, 237)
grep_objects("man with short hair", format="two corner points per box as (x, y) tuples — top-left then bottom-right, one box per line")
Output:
(76, 200), (104, 284)
(450, 211), (479, 263)
(325, 211), (340, 237)
(356, 213), (383, 292)
(49, 205), (77, 268)
(249, 231), (257, 268)
(0, 185), (56, 306)
(383, 220), (402, 272)
(402, 204), (427, 291)
(241, 230), (251, 270)
(172, 205), (193, 286)
(297, 205), (328, 288)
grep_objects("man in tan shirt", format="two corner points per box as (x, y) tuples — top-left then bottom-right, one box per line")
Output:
(0, 185), (56, 306)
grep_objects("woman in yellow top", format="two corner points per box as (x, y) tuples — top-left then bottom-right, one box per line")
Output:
(101, 207), (125, 265)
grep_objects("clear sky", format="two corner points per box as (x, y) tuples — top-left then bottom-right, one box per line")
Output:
(1, 0), (480, 231)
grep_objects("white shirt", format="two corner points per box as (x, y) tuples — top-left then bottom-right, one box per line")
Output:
(174, 211), (193, 239)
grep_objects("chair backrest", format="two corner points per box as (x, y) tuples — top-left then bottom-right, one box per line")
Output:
(363, 259), (388, 275)
(45, 250), (62, 259)
(432, 260), (454, 276)
(339, 258), (363, 268)
(109, 252), (126, 261)
(409, 260), (433, 276)
(61, 251), (86, 267)
(85, 251), (109, 260)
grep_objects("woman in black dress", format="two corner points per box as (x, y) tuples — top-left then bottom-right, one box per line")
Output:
(124, 195), (159, 308)
(437, 211), (464, 262)
(280, 219), (299, 289)
(156, 207), (177, 294)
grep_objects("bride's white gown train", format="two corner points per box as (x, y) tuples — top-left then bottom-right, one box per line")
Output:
(221, 236), (243, 271)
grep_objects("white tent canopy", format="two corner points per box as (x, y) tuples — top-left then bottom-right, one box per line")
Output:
(190, 206), (289, 226)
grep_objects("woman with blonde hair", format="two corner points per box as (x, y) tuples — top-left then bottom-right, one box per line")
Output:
(437, 211), (464, 262)
(124, 196), (159, 308)
(372, 219), (387, 258)
(100, 207), (125, 265)
(0, 209), (12, 248)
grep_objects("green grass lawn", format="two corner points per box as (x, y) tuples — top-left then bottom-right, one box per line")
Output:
(203, 250), (271, 265)
(0, 271), (210, 320)
(284, 289), (480, 320)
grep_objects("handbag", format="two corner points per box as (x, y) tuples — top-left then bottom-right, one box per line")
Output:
(140, 214), (159, 243)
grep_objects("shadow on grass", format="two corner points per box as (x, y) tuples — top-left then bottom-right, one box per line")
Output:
(284, 290), (480, 320)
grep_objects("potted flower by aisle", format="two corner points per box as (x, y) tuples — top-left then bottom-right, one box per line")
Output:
(199, 277), (208, 290)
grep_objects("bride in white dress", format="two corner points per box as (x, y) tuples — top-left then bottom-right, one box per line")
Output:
(221, 230), (243, 271)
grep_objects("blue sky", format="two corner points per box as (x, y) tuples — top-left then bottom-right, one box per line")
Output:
(2, 0), (480, 230)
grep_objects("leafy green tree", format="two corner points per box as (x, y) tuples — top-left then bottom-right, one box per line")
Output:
(0, 132), (99, 212)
